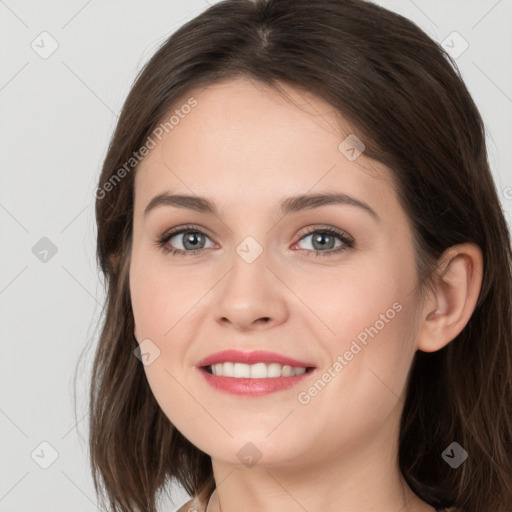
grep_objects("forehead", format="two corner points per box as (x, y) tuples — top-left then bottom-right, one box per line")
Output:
(134, 78), (398, 219)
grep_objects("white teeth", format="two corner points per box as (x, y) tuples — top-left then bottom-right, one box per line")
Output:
(250, 363), (267, 378)
(210, 362), (308, 378)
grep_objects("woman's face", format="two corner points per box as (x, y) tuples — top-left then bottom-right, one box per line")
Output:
(129, 77), (424, 468)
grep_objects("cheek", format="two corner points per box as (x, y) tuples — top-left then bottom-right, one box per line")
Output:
(300, 245), (417, 367)
(315, 254), (419, 408)
(130, 254), (207, 341)
(296, 253), (414, 342)
(130, 262), (202, 431)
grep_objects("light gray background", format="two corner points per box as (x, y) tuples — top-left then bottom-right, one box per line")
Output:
(0, 1), (511, 511)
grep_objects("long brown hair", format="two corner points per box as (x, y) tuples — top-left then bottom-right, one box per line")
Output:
(77, 0), (512, 510)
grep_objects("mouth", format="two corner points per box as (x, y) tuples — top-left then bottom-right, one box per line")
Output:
(195, 349), (318, 396)
(197, 362), (317, 397)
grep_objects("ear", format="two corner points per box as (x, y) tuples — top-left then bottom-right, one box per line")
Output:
(416, 243), (484, 353)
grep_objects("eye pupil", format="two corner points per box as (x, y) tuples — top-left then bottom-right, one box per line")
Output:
(183, 232), (203, 249)
(312, 233), (335, 250)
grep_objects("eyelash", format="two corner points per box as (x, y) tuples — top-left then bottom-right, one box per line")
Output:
(155, 224), (354, 258)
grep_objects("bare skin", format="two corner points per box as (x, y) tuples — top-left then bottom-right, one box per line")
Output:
(129, 77), (483, 512)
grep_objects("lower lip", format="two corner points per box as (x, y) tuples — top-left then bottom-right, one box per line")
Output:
(198, 367), (316, 397)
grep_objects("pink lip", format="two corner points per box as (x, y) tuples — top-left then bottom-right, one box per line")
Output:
(198, 368), (316, 397)
(196, 349), (316, 368)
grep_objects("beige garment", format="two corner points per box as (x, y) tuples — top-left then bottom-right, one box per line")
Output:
(177, 498), (459, 512)
(176, 497), (206, 512)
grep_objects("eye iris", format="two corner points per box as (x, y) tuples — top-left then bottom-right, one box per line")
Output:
(312, 233), (335, 250)
(183, 232), (204, 250)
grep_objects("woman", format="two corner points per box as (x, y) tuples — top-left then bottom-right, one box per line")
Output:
(85, 0), (512, 511)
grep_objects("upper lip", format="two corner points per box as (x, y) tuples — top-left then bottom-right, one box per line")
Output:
(196, 349), (316, 368)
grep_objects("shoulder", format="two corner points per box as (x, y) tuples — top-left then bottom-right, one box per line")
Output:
(176, 498), (205, 512)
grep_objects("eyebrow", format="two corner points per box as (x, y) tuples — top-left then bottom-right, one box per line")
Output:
(143, 191), (379, 221)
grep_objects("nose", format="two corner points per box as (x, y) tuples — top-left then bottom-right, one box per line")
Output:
(214, 251), (289, 332)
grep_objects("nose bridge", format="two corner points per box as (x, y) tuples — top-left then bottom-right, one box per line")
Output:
(235, 234), (266, 266)
(223, 234), (271, 301)
(213, 234), (288, 329)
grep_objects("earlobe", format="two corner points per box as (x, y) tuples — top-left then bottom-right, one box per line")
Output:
(416, 243), (483, 353)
